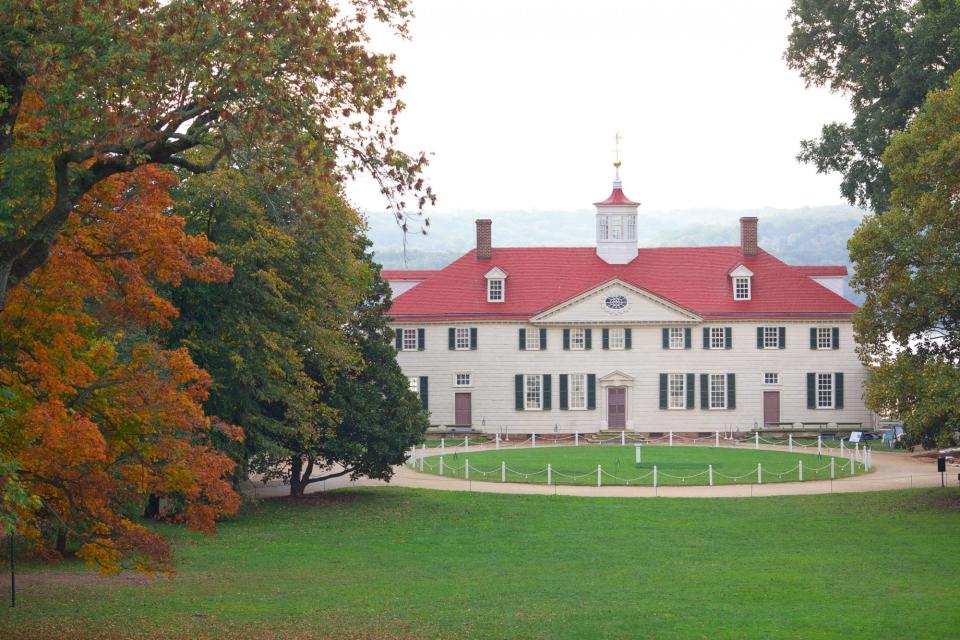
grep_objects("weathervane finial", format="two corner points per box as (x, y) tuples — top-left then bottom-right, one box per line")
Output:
(613, 131), (623, 184)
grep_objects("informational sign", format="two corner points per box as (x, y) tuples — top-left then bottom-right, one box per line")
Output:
(635, 444), (642, 464)
(849, 431), (862, 443)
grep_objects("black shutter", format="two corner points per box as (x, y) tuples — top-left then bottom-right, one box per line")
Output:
(684, 327), (692, 349)
(519, 328), (526, 350)
(602, 328), (610, 350)
(470, 327), (478, 350)
(724, 327), (732, 349)
(832, 327), (840, 349)
(563, 329), (570, 350)
(700, 373), (709, 409)
(686, 373), (695, 409)
(448, 328), (455, 350)
(559, 374), (568, 410)
(417, 328), (425, 351)
(585, 329), (592, 350)
(515, 375), (524, 410)
(727, 373), (736, 409)
(835, 373), (844, 408)
(394, 328), (402, 350)
(807, 373), (816, 408)
(419, 376), (428, 410)
(810, 328), (817, 349)
(587, 374), (596, 409)
(779, 326), (786, 349)
(624, 328), (632, 350)
(703, 327), (710, 349)
(662, 328), (669, 349)
(540, 328), (547, 349)
(543, 374), (552, 410)
(659, 373), (668, 409)
(757, 327), (764, 349)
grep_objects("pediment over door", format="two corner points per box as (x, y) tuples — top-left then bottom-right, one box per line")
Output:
(599, 370), (634, 386)
(531, 279), (701, 325)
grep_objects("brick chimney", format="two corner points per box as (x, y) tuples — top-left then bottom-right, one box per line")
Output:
(476, 219), (492, 259)
(740, 217), (758, 256)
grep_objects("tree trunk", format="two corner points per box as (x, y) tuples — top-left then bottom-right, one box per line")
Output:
(55, 528), (67, 556)
(289, 456), (304, 497)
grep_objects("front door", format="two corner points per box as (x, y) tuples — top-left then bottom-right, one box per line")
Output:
(607, 387), (626, 429)
(454, 392), (472, 426)
(763, 391), (780, 427)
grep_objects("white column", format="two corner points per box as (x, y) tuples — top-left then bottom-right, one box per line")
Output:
(465, 460), (469, 481)
(597, 464), (602, 488)
(817, 435), (822, 456)
(501, 461), (506, 482)
(715, 432), (720, 448)
(575, 431), (580, 446)
(532, 433), (537, 448)
(621, 431), (625, 446)
(547, 463), (552, 486)
(757, 463), (762, 484)
(708, 464), (713, 486)
(669, 431), (673, 447)
(789, 434), (793, 452)
(799, 460), (803, 481)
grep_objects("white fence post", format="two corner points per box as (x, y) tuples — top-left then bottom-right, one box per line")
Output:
(440, 438), (445, 453)
(439, 456), (444, 476)
(708, 464), (713, 486)
(840, 438), (845, 455)
(715, 431), (720, 448)
(501, 461), (506, 482)
(830, 457), (835, 479)
(465, 460), (469, 481)
(547, 463), (552, 486)
(575, 431), (580, 447)
(817, 434), (822, 456)
(597, 464), (602, 488)
(855, 442), (860, 460)
(669, 431), (673, 447)
(465, 436), (469, 450)
(755, 432), (759, 449)
(757, 463), (762, 484)
(653, 465), (658, 488)
(495, 432), (500, 449)
(850, 454), (856, 476)
(798, 460), (803, 481)
(532, 433), (537, 448)
(621, 431), (625, 446)
(789, 434), (793, 452)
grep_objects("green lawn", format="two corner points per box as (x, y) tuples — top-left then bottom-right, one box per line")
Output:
(2, 488), (958, 639)
(419, 445), (867, 485)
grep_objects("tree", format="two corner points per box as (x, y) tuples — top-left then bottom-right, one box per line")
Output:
(0, 0), (433, 310)
(848, 70), (960, 447)
(785, 0), (960, 212)
(0, 165), (241, 573)
(288, 239), (428, 497)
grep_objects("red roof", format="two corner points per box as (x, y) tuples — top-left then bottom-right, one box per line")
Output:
(792, 265), (848, 277)
(593, 187), (640, 206)
(387, 247), (857, 322)
(381, 270), (439, 281)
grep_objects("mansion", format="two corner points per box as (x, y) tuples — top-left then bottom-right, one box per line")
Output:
(384, 173), (873, 434)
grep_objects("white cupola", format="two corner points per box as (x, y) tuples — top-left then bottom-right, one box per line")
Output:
(594, 164), (640, 264)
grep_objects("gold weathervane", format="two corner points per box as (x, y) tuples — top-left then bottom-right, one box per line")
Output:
(613, 131), (622, 181)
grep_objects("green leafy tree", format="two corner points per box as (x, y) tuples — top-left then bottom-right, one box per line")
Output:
(785, 0), (960, 212)
(849, 70), (960, 447)
(0, 0), (432, 310)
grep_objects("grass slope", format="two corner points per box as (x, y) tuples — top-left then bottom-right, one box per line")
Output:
(421, 445), (866, 485)
(3, 488), (958, 639)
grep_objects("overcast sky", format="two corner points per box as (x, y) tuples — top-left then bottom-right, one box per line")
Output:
(347, 0), (853, 214)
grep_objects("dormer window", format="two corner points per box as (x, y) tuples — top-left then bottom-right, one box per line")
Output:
(484, 266), (508, 303)
(728, 264), (754, 301)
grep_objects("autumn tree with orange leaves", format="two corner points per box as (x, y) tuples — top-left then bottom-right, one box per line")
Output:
(0, 164), (241, 573)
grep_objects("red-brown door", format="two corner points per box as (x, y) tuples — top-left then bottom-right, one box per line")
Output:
(763, 391), (780, 427)
(454, 392), (472, 426)
(608, 387), (626, 429)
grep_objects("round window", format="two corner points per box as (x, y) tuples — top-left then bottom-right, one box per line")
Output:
(604, 294), (627, 310)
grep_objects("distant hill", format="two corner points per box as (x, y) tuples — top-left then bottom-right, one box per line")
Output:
(367, 205), (867, 302)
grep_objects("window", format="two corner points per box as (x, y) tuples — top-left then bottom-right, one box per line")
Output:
(609, 215), (623, 240)
(763, 372), (780, 385)
(402, 328), (418, 351)
(454, 373), (472, 387)
(570, 328), (586, 350)
(710, 327), (726, 350)
(669, 327), (685, 349)
(487, 278), (503, 302)
(817, 327), (833, 350)
(625, 216), (636, 240)
(734, 277), (751, 300)
(763, 326), (779, 349)
(608, 328), (625, 350)
(525, 329), (541, 351)
(408, 377), (420, 395)
(668, 373), (686, 410)
(525, 374), (542, 410)
(709, 374), (727, 409)
(816, 373), (833, 408)
(568, 373), (587, 410)
(598, 216), (609, 240)
(604, 295), (627, 311)
(454, 327), (470, 350)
